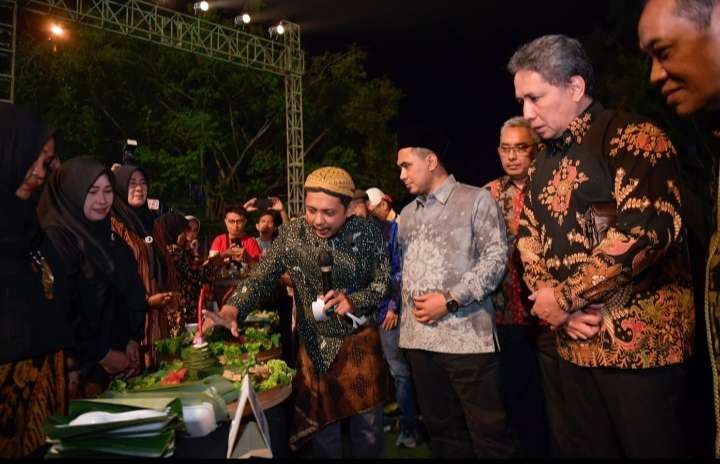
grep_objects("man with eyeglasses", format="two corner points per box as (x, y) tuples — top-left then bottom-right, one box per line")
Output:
(208, 205), (262, 305)
(209, 204), (262, 264)
(484, 117), (550, 458)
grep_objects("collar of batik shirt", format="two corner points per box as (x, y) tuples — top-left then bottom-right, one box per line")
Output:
(415, 174), (457, 208)
(546, 101), (604, 157)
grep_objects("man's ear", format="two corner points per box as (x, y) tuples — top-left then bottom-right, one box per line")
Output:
(426, 151), (439, 172)
(568, 75), (587, 102)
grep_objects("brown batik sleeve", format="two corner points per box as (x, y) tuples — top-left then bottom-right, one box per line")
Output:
(517, 167), (562, 292)
(554, 121), (683, 312)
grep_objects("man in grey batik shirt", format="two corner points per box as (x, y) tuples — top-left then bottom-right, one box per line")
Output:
(396, 123), (515, 458)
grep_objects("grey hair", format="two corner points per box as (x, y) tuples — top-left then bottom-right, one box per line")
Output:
(674, 0), (718, 28)
(500, 117), (541, 145)
(507, 34), (594, 96)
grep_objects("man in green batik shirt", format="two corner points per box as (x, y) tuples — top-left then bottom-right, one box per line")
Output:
(204, 166), (391, 458)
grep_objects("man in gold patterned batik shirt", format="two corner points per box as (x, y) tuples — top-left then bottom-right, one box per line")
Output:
(204, 167), (391, 458)
(484, 117), (552, 458)
(508, 34), (695, 458)
(639, 0), (720, 457)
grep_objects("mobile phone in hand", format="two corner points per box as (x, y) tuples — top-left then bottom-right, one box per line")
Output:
(255, 198), (273, 210)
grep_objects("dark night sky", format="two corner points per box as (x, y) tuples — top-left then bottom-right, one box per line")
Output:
(179, 1), (624, 194)
(256, 0), (616, 190)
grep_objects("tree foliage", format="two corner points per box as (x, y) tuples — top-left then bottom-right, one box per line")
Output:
(15, 21), (403, 231)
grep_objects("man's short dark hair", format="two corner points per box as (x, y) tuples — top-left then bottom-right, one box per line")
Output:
(410, 146), (449, 170)
(507, 34), (595, 96)
(305, 187), (352, 208)
(257, 210), (278, 224)
(674, 0), (717, 28)
(352, 189), (369, 202)
(224, 204), (248, 219)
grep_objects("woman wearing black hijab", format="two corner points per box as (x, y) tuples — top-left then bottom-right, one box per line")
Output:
(153, 212), (217, 328)
(38, 157), (146, 399)
(0, 103), (69, 457)
(113, 164), (158, 234)
(110, 165), (179, 369)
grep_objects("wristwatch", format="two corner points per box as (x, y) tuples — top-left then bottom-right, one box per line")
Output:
(444, 291), (460, 314)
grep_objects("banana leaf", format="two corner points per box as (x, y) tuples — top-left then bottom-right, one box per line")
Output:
(44, 413), (181, 441)
(44, 430), (175, 458)
(70, 396), (184, 418)
(105, 374), (237, 402)
(44, 397), (184, 440)
(100, 380), (231, 422)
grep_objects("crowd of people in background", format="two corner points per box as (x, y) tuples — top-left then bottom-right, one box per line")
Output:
(1, 0), (720, 458)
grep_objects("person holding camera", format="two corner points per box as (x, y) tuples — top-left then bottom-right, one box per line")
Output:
(243, 196), (290, 256)
(208, 204), (262, 264)
(208, 205), (261, 305)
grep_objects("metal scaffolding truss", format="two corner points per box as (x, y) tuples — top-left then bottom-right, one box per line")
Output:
(0, 0), (306, 216)
(0, 1), (17, 103)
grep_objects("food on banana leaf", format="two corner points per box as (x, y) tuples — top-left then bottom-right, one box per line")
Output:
(244, 309), (279, 325)
(108, 360), (184, 393)
(182, 344), (223, 380)
(160, 367), (188, 386)
(223, 358), (296, 392)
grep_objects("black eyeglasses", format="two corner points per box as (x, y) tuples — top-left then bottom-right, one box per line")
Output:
(498, 144), (535, 155)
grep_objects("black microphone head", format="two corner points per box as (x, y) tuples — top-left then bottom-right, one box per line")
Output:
(318, 250), (333, 267)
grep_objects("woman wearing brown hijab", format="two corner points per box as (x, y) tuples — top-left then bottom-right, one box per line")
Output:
(0, 103), (70, 457)
(111, 164), (179, 370)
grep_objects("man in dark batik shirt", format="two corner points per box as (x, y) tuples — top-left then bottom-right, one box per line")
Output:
(204, 167), (391, 458)
(508, 34), (695, 458)
(639, 0), (720, 457)
(485, 116), (551, 458)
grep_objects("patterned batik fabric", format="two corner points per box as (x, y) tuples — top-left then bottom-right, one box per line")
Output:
(397, 175), (508, 354)
(486, 176), (532, 326)
(289, 326), (388, 451)
(0, 350), (65, 457)
(227, 216), (390, 374)
(168, 244), (213, 326)
(517, 101), (695, 369)
(705, 127), (720, 458)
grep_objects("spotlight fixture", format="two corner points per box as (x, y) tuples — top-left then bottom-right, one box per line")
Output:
(268, 23), (285, 37)
(234, 13), (251, 26)
(193, 1), (209, 12)
(50, 23), (65, 37)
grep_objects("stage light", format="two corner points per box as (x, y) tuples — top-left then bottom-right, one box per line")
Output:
(193, 1), (209, 12)
(50, 23), (65, 37)
(268, 23), (286, 38)
(234, 13), (251, 26)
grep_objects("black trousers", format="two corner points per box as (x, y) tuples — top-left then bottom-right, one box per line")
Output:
(558, 358), (688, 458)
(535, 326), (569, 457)
(405, 349), (515, 458)
(497, 324), (550, 458)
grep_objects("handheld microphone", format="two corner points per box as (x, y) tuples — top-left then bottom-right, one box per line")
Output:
(318, 250), (333, 295)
